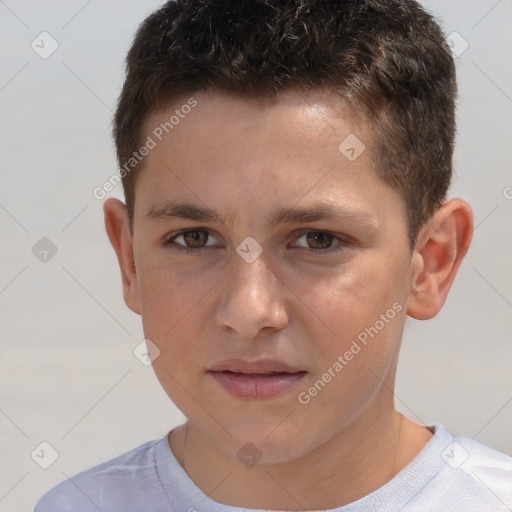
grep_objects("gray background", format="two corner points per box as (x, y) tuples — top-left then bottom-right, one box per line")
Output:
(1, 1), (511, 510)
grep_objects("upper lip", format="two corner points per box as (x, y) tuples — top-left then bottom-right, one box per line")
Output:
(208, 359), (305, 374)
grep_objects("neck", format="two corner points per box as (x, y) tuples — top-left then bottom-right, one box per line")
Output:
(169, 405), (432, 510)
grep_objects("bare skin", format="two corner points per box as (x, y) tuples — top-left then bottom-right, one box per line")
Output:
(104, 89), (472, 510)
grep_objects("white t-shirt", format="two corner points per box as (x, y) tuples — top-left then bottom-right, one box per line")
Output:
(34, 424), (512, 511)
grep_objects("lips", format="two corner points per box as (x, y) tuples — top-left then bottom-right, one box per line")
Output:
(208, 359), (307, 399)
(208, 358), (304, 374)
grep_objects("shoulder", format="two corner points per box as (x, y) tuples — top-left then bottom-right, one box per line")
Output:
(455, 431), (512, 493)
(433, 425), (512, 510)
(34, 436), (169, 512)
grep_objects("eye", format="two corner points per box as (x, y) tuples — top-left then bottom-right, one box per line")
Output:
(164, 228), (350, 255)
(291, 230), (350, 254)
(164, 229), (221, 252)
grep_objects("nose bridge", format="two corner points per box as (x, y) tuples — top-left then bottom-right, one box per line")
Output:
(215, 248), (288, 338)
(233, 249), (275, 296)
(229, 248), (276, 308)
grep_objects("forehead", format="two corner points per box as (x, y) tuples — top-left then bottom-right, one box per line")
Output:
(138, 88), (374, 187)
(144, 88), (365, 153)
(134, 89), (404, 233)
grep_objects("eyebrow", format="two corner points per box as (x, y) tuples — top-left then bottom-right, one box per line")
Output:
(145, 201), (376, 228)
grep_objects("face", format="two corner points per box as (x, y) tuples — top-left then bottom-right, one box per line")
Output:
(128, 89), (416, 464)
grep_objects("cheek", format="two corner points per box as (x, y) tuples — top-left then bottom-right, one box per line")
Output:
(296, 257), (407, 346)
(293, 256), (408, 402)
(139, 267), (211, 409)
(294, 256), (408, 407)
(136, 260), (218, 382)
(137, 255), (218, 329)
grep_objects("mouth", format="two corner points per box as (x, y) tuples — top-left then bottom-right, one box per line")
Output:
(208, 359), (307, 399)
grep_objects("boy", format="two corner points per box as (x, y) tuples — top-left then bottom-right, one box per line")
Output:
(35, 0), (512, 510)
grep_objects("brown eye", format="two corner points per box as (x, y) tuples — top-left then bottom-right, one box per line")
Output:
(305, 231), (334, 249)
(291, 230), (350, 254)
(182, 230), (208, 248)
(165, 229), (221, 251)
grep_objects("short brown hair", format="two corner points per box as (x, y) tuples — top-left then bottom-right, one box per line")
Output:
(113, 0), (456, 246)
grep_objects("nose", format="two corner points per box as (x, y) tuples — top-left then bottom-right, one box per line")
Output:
(215, 250), (289, 339)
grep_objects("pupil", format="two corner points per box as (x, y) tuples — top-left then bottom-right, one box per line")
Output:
(307, 232), (332, 249)
(185, 231), (206, 248)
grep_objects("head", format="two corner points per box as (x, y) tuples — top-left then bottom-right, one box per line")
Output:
(104, 0), (472, 465)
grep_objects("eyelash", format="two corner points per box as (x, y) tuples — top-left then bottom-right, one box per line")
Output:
(164, 229), (350, 255)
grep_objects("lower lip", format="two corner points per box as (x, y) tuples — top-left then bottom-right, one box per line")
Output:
(209, 371), (306, 399)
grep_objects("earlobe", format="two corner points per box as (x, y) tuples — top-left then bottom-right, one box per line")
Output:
(103, 198), (141, 315)
(406, 199), (473, 320)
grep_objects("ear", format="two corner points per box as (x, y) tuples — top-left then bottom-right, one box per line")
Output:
(103, 198), (141, 315)
(407, 198), (473, 320)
